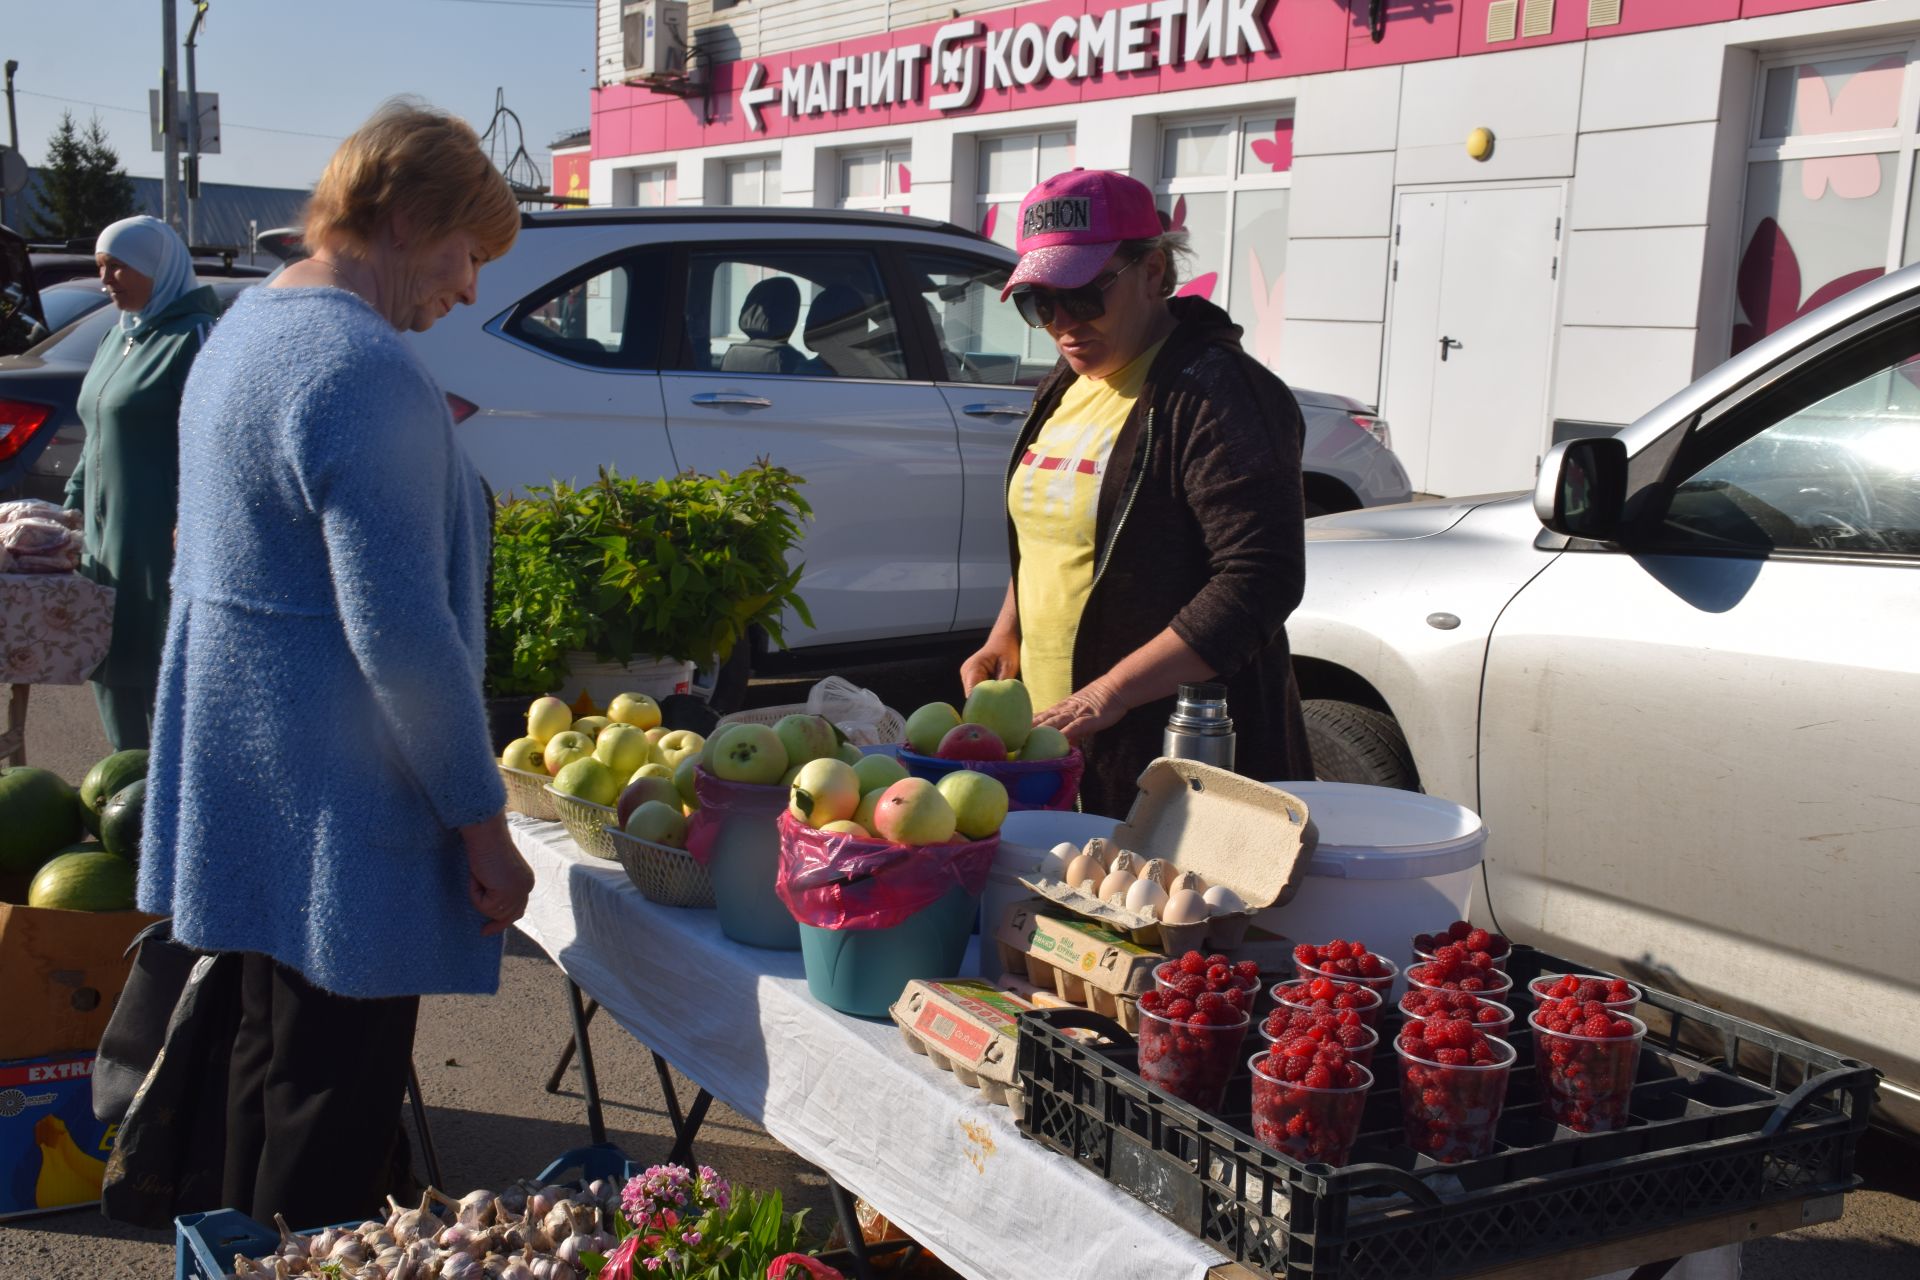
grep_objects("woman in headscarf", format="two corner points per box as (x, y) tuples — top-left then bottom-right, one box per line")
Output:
(65, 216), (221, 749)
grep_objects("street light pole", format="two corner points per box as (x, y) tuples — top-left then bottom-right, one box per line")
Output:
(2, 61), (19, 230)
(184, 2), (208, 248)
(161, 0), (181, 233)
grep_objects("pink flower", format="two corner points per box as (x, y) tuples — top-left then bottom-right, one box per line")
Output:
(598, 1235), (642, 1280)
(766, 1256), (844, 1280)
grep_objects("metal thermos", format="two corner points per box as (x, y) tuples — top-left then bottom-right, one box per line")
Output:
(1163, 683), (1236, 771)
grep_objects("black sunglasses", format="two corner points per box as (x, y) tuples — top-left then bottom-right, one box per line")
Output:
(1009, 255), (1141, 329)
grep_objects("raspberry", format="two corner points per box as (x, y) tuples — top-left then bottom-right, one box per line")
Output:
(1447, 920), (1472, 941)
(1436, 944), (1468, 968)
(1303, 1065), (1332, 1088)
(1357, 954), (1388, 978)
(1139, 989), (1164, 1012)
(1577, 979), (1607, 1003)
(1223, 986), (1250, 1011)
(1206, 963), (1233, 990)
(1459, 978), (1486, 992)
(1464, 928), (1492, 952)
(1165, 999), (1195, 1021)
(1469, 1042), (1496, 1064)
(1233, 960), (1261, 983)
(1262, 1011), (1287, 1037)
(1475, 1005), (1506, 1025)
(1485, 934), (1511, 958)
(1188, 1011), (1216, 1028)
(1436, 1048), (1469, 1066)
(1469, 950), (1494, 969)
(1325, 939), (1353, 961)
(1582, 1014), (1614, 1037)
(1582, 1001), (1607, 1021)
(1610, 1019), (1634, 1036)
(1179, 951), (1209, 975)
(1173, 974), (1205, 1000)
(1337, 1023), (1369, 1049)
(1294, 943), (1320, 965)
(1413, 932), (1437, 953)
(1307, 976), (1336, 1000)
(1206, 953), (1230, 970)
(1196, 992), (1228, 1015)
(1608, 980), (1632, 1000)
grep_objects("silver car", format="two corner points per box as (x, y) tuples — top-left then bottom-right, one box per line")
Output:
(1292, 263), (1920, 1134)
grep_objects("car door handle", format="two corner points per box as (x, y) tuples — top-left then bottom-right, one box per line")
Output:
(961, 403), (1027, 419)
(690, 391), (773, 408)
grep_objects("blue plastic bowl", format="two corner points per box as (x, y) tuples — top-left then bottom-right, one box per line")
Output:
(895, 747), (1077, 810)
(796, 884), (979, 1018)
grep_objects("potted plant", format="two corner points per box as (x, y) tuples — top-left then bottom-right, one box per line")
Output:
(583, 1163), (838, 1279)
(484, 463), (813, 746)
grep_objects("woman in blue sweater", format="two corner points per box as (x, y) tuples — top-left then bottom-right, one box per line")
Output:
(140, 102), (531, 1225)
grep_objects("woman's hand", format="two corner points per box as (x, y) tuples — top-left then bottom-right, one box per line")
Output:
(461, 813), (534, 937)
(1033, 678), (1129, 742)
(960, 632), (1020, 695)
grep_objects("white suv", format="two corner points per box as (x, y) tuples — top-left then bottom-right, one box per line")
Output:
(408, 208), (1410, 668)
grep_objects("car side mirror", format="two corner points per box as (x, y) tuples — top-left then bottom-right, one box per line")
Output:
(1534, 436), (1627, 541)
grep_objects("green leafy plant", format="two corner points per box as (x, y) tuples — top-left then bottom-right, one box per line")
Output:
(585, 1165), (832, 1279)
(488, 464), (813, 697)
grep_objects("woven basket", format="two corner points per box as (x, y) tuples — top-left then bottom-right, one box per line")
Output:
(545, 786), (619, 860)
(607, 826), (715, 908)
(500, 765), (559, 821)
(718, 701), (907, 748)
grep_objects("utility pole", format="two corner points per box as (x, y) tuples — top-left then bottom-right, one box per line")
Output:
(2, 61), (18, 230)
(184, 1), (208, 248)
(161, 0), (181, 233)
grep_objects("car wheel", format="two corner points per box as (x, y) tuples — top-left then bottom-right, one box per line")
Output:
(1302, 699), (1419, 790)
(1304, 499), (1329, 518)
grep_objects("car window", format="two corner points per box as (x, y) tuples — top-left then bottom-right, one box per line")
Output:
(505, 252), (666, 370)
(1662, 336), (1920, 555)
(28, 280), (253, 363)
(903, 251), (1053, 387)
(40, 285), (109, 333)
(680, 248), (905, 381)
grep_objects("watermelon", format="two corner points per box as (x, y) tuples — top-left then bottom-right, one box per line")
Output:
(80, 750), (149, 820)
(100, 779), (147, 863)
(27, 848), (137, 912)
(0, 766), (83, 884)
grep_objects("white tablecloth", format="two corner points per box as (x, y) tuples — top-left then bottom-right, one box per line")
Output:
(509, 815), (1740, 1280)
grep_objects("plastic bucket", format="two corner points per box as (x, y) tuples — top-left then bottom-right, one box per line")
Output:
(797, 884), (978, 1017)
(1256, 781), (1485, 996)
(707, 807), (801, 950)
(981, 810), (1116, 981)
(896, 747), (1079, 810)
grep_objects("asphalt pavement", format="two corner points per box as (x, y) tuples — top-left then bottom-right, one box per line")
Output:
(4, 667), (1916, 1278)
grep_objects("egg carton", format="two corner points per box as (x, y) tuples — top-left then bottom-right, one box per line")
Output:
(889, 979), (1035, 1116)
(993, 901), (1163, 1033)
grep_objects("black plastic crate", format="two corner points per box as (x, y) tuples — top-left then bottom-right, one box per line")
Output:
(1015, 946), (1877, 1280)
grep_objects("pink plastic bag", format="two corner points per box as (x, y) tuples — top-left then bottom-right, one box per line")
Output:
(775, 811), (997, 931)
(685, 766), (788, 868)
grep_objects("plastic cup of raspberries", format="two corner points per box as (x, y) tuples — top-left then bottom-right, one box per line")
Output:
(1135, 990), (1253, 1113)
(1292, 941), (1398, 999)
(1395, 1017), (1517, 1163)
(1412, 921), (1512, 972)
(1405, 945), (1515, 1003)
(1250, 1043), (1374, 1167)
(1527, 973), (1642, 1015)
(1529, 1002), (1648, 1133)
(1270, 975), (1386, 1029)
(1260, 1004), (1380, 1070)
(1398, 988), (1515, 1039)
(1153, 952), (1264, 1017)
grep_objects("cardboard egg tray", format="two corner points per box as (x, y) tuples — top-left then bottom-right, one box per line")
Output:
(889, 979), (1036, 1115)
(993, 900), (1164, 1033)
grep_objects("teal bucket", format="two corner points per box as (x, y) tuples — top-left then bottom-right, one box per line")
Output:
(708, 813), (801, 950)
(797, 885), (979, 1018)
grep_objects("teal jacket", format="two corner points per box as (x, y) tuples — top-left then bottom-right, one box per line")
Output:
(66, 286), (221, 688)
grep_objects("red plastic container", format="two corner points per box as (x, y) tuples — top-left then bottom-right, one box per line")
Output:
(1529, 1010), (1648, 1133)
(1395, 1034), (1516, 1163)
(1250, 1054), (1374, 1166)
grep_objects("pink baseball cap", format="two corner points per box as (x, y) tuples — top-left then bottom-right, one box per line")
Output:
(1001, 168), (1164, 299)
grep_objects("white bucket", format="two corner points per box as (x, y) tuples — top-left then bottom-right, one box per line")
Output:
(557, 652), (697, 713)
(982, 809), (1115, 981)
(1256, 781), (1486, 997)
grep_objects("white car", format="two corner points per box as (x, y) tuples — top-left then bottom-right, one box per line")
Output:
(1290, 264), (1920, 1133)
(406, 208), (1410, 675)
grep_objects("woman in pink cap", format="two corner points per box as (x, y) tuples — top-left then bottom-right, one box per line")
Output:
(960, 168), (1313, 815)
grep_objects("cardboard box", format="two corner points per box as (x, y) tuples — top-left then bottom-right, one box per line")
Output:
(995, 900), (1163, 1031)
(890, 979), (1034, 1111)
(0, 1052), (113, 1219)
(0, 903), (161, 1060)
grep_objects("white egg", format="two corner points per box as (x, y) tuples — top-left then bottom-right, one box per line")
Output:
(1161, 888), (1210, 926)
(1170, 869), (1209, 895)
(1138, 858), (1174, 889)
(1097, 867), (1137, 901)
(1040, 842), (1078, 879)
(1125, 876), (1169, 918)
(1202, 884), (1245, 914)
(1064, 852), (1103, 891)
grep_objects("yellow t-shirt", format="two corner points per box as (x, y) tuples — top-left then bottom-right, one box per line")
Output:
(1010, 339), (1167, 713)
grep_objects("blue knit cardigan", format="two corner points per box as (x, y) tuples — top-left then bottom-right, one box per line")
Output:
(140, 287), (509, 998)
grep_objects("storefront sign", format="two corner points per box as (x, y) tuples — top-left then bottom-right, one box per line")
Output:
(739, 0), (1270, 131)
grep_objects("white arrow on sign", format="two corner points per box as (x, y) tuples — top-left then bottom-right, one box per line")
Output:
(740, 62), (777, 132)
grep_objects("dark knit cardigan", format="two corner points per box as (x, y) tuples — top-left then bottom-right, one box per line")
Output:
(1005, 296), (1315, 818)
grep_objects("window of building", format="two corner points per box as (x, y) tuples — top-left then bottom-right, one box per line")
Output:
(838, 145), (911, 214)
(1734, 44), (1920, 355)
(682, 247), (907, 381)
(723, 155), (782, 207)
(624, 164), (675, 207)
(976, 130), (1076, 249)
(1153, 111), (1294, 370)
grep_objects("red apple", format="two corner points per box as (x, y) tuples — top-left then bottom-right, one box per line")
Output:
(936, 723), (1007, 761)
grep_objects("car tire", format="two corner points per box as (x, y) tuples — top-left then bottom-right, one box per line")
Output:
(1302, 699), (1419, 790)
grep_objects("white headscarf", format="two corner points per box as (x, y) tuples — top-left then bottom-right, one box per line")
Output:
(95, 216), (201, 335)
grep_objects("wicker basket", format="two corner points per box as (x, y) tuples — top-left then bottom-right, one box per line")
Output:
(500, 765), (560, 821)
(545, 786), (619, 860)
(717, 701), (907, 748)
(607, 826), (715, 908)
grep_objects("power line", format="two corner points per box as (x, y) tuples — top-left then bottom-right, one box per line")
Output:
(17, 88), (344, 141)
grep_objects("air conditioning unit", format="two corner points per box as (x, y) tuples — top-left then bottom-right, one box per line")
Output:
(622, 0), (689, 82)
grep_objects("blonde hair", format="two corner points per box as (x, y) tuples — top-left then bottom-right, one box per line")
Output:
(1119, 229), (1194, 298)
(303, 99), (520, 261)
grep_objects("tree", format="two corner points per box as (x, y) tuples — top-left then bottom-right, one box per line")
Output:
(26, 113), (138, 243)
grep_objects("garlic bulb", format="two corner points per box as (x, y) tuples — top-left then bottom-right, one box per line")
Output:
(1096, 866), (1136, 900)
(272, 1215), (310, 1263)
(497, 1186), (528, 1218)
(441, 1255), (485, 1280)
(1124, 875), (1169, 917)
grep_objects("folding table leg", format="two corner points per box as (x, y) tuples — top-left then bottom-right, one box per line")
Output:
(825, 1177), (877, 1280)
(406, 1061), (444, 1190)
(565, 978), (608, 1147)
(546, 997), (599, 1093)
(651, 1051), (713, 1165)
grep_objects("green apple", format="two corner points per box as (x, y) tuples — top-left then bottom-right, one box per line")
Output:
(527, 696), (572, 744)
(779, 764), (803, 787)
(963, 679), (1033, 753)
(645, 726), (669, 744)
(853, 753), (909, 795)
(594, 724), (652, 777)
(837, 742), (864, 767)
(819, 820), (870, 837)
(673, 756), (702, 811)
(629, 762), (674, 783)
(905, 702), (962, 755)
(501, 736), (544, 772)
(573, 715), (611, 740)
(773, 714), (838, 769)
(553, 757), (621, 808)
(937, 770), (1009, 840)
(656, 730), (705, 771)
(1019, 724), (1071, 762)
(873, 778), (958, 846)
(709, 723), (789, 785)
(854, 787), (885, 835)
(542, 730), (595, 777)
(624, 800), (688, 848)
(788, 758), (860, 827)
(608, 692), (662, 731)
(617, 775), (681, 827)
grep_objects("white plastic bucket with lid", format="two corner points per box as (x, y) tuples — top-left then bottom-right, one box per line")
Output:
(1256, 781), (1486, 997)
(983, 809), (1115, 981)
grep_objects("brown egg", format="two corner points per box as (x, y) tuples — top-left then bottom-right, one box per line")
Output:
(1161, 888), (1210, 926)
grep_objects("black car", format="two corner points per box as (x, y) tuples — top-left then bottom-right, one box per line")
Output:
(0, 224), (49, 357)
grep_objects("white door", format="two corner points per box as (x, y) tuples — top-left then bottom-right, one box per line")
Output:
(1383, 186), (1562, 496)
